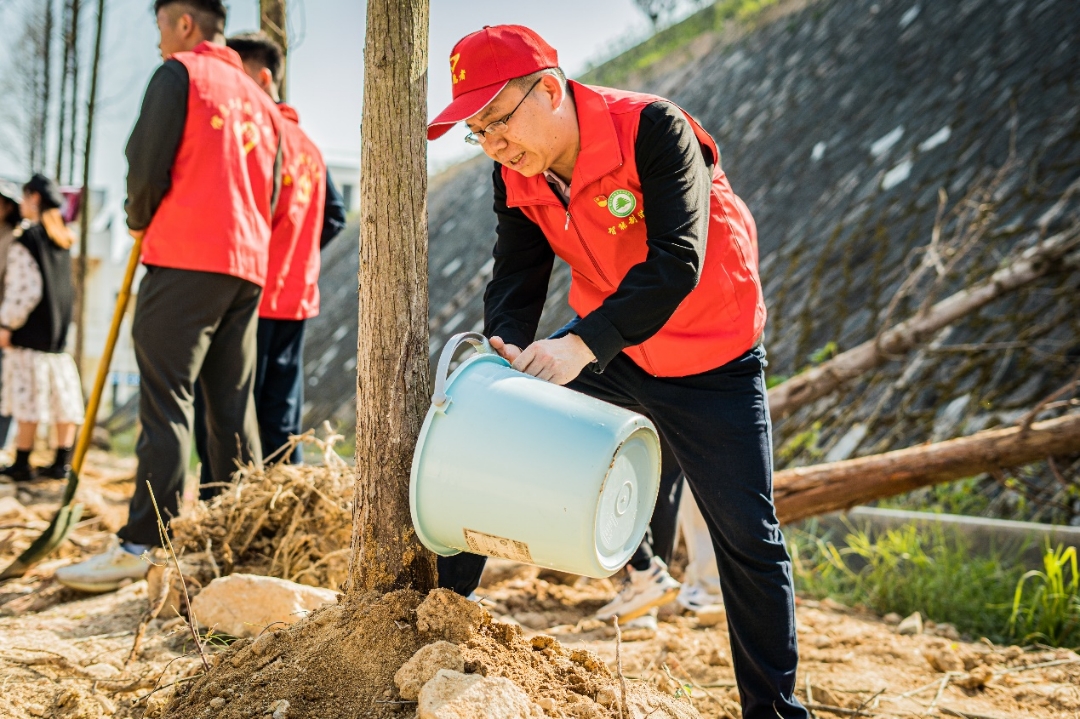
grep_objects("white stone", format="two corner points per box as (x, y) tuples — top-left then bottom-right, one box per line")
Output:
(882, 158), (913, 190)
(897, 611), (923, 636)
(919, 126), (952, 152)
(189, 574), (337, 638)
(395, 641), (466, 700)
(870, 126), (904, 157)
(824, 423), (868, 462)
(418, 670), (543, 719)
(899, 5), (920, 29)
(811, 142), (827, 161)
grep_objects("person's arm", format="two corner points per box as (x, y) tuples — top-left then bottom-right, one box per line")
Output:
(482, 161), (556, 351)
(124, 61), (189, 232)
(320, 169), (347, 248)
(0, 243), (43, 331)
(571, 102), (712, 371)
(271, 130), (284, 214)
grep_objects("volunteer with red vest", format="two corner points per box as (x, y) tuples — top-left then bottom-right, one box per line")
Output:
(57, 0), (282, 593)
(193, 32), (346, 482)
(430, 26), (807, 719)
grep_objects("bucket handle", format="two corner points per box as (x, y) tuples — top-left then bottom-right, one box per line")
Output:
(432, 331), (495, 408)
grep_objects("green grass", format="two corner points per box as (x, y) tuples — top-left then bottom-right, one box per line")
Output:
(580, 0), (780, 87)
(790, 521), (1080, 648)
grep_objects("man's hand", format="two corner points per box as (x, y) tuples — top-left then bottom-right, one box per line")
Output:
(129, 229), (145, 241)
(511, 334), (596, 385)
(0, 329), (10, 348)
(489, 336), (522, 363)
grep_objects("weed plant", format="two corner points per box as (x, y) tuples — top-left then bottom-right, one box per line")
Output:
(790, 521), (1080, 647)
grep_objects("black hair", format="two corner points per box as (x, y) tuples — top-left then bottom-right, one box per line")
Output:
(23, 173), (64, 211)
(509, 67), (566, 93)
(0, 197), (19, 228)
(227, 31), (284, 83)
(153, 0), (227, 38)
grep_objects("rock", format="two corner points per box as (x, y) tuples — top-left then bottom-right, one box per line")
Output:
(595, 687), (618, 707)
(418, 669), (543, 719)
(924, 647), (965, 673)
(897, 611), (923, 636)
(270, 699), (291, 719)
(209, 697), (226, 709)
(956, 665), (994, 689)
(0, 482), (14, 499)
(83, 662), (121, 680)
(0, 495), (29, 521)
(416, 589), (488, 643)
(935, 622), (960, 640)
(536, 697), (556, 712)
(883, 612), (902, 625)
(514, 611), (550, 630)
(395, 641), (466, 700)
(695, 605), (726, 628)
(189, 574), (337, 638)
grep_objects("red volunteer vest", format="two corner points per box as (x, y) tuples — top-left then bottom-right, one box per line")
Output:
(502, 82), (766, 377)
(259, 104), (327, 320)
(141, 42), (281, 287)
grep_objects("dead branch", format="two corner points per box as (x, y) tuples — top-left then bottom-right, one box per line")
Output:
(774, 413), (1080, 524)
(769, 229), (1080, 419)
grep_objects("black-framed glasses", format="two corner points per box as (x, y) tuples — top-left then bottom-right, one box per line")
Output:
(464, 76), (544, 146)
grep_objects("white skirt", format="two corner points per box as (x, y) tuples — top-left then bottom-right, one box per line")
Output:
(0, 347), (85, 424)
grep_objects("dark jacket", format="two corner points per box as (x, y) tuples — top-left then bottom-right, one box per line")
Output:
(11, 224), (74, 353)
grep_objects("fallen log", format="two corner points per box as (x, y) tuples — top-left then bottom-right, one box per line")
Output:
(767, 230), (1080, 419)
(774, 413), (1080, 524)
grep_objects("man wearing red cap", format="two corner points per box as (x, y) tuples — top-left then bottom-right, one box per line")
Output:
(429, 26), (807, 719)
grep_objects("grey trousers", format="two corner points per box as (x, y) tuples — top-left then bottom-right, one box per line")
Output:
(118, 266), (262, 546)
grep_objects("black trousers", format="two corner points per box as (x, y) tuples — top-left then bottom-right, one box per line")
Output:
(194, 317), (305, 492)
(437, 347), (807, 719)
(118, 267), (262, 546)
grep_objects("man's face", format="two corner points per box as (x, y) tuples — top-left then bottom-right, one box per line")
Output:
(466, 76), (565, 178)
(156, 7), (197, 60)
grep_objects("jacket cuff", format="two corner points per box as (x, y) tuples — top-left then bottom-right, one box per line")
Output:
(571, 311), (626, 372)
(486, 323), (533, 353)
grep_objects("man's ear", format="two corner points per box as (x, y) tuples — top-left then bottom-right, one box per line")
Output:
(258, 67), (275, 93)
(539, 74), (565, 110)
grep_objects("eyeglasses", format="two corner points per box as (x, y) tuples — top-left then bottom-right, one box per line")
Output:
(464, 76), (544, 146)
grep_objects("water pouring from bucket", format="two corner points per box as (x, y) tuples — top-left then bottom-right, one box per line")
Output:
(410, 332), (662, 578)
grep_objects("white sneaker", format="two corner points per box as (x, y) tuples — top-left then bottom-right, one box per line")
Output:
(55, 538), (150, 593)
(596, 557), (681, 622)
(677, 581), (724, 612)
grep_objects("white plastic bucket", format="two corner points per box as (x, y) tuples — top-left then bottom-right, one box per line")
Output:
(410, 332), (661, 578)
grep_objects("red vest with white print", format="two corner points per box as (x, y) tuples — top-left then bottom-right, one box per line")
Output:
(259, 104), (327, 320)
(502, 81), (765, 377)
(141, 42), (281, 287)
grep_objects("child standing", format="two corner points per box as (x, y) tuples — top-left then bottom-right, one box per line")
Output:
(0, 174), (84, 482)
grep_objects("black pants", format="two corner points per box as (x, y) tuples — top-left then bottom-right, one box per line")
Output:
(437, 347), (806, 719)
(0, 351), (11, 447)
(194, 317), (305, 492)
(118, 267), (262, 546)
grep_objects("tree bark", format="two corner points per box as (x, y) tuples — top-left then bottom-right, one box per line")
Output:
(768, 230), (1080, 419)
(259, 0), (287, 101)
(348, 0), (436, 596)
(774, 413), (1080, 524)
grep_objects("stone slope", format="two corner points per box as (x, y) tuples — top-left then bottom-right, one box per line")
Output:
(303, 0), (1080, 520)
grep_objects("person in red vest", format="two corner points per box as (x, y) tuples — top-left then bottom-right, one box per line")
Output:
(429, 26), (807, 719)
(56, 0), (282, 593)
(192, 31), (346, 483)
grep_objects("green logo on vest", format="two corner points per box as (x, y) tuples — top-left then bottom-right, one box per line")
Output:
(607, 189), (637, 218)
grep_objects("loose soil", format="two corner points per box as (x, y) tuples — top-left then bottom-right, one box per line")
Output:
(1, 451), (1078, 718)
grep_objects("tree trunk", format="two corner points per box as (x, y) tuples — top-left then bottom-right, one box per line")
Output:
(54, 0), (72, 181)
(67, 0), (81, 184)
(259, 0), (287, 101)
(773, 413), (1080, 524)
(768, 230), (1080, 419)
(75, 0), (105, 377)
(348, 0), (435, 596)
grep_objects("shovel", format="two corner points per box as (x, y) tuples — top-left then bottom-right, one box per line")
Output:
(0, 235), (143, 580)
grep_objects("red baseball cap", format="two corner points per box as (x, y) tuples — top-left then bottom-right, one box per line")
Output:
(427, 25), (558, 141)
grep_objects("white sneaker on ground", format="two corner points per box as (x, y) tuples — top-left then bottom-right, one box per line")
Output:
(619, 608), (659, 632)
(596, 557), (681, 622)
(55, 538), (151, 593)
(677, 581), (724, 612)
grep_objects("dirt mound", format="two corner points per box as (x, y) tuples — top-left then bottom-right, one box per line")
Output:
(170, 432), (353, 591)
(164, 588), (698, 719)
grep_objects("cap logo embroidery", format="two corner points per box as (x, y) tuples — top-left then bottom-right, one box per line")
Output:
(450, 53), (465, 84)
(607, 189), (636, 218)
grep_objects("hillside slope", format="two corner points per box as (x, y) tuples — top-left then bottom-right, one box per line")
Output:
(303, 0), (1080, 521)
